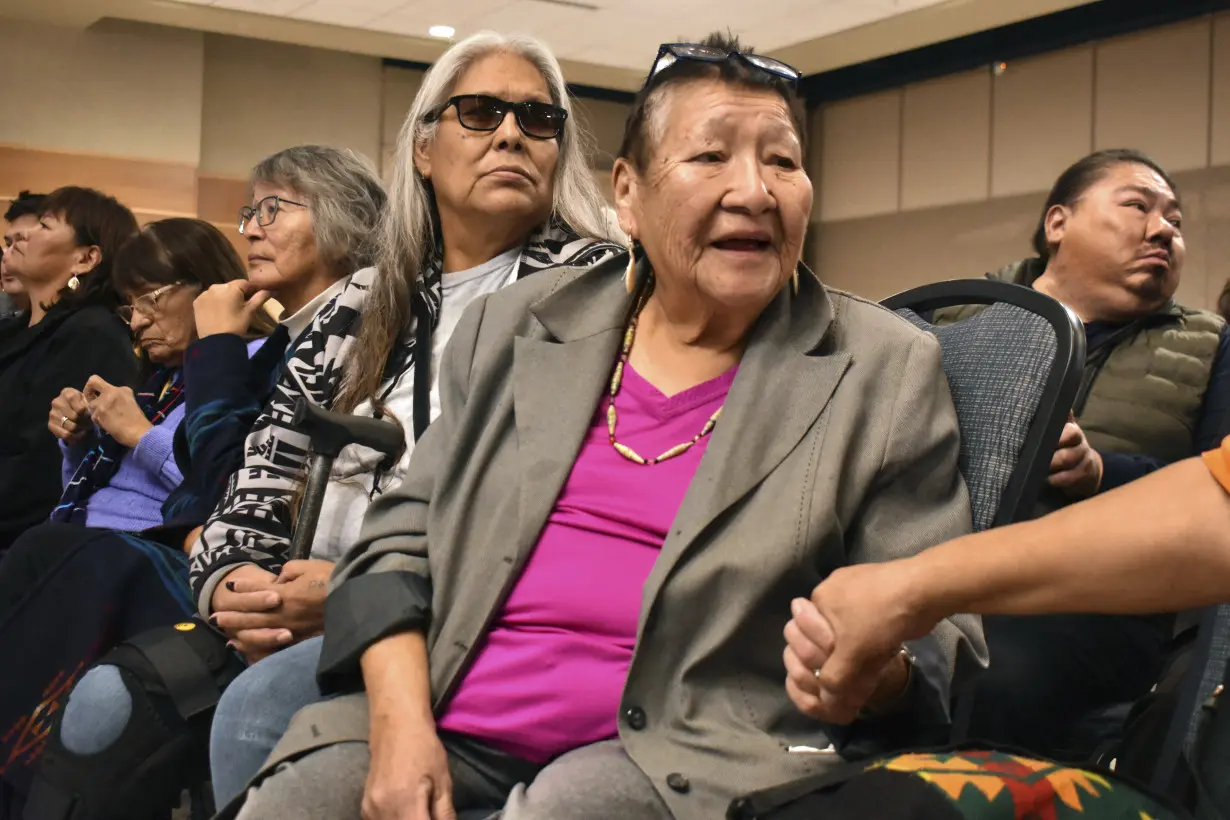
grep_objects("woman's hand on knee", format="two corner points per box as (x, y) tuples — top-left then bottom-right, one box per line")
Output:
(363, 724), (455, 820)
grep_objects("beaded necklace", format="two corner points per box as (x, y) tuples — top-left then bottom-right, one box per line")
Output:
(606, 292), (724, 466)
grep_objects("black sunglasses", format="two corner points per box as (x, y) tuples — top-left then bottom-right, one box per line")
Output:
(644, 43), (801, 89)
(425, 94), (568, 141)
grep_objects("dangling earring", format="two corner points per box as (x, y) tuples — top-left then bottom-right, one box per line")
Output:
(791, 269), (799, 296)
(67, 275), (80, 291)
(624, 244), (637, 294)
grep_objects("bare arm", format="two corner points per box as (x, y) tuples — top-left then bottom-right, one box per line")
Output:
(917, 455), (1230, 619)
(362, 631), (436, 729)
(804, 455), (1230, 722)
(360, 632), (456, 820)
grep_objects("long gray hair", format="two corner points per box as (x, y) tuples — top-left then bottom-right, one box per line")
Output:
(332, 31), (620, 416)
(249, 145), (387, 277)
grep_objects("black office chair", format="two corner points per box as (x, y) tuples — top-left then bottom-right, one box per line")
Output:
(882, 279), (1085, 748)
(882, 278), (1085, 532)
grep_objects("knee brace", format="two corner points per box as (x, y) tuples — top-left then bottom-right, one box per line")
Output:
(22, 620), (245, 820)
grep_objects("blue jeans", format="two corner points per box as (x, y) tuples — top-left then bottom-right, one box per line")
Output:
(211, 636), (327, 807)
(58, 666), (134, 755)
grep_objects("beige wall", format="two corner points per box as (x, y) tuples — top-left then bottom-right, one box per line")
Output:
(0, 19), (204, 164)
(199, 33), (384, 178)
(380, 66), (426, 177)
(811, 14), (1230, 312)
(0, 17), (626, 241)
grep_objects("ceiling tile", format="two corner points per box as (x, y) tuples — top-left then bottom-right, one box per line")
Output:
(291, 0), (412, 27)
(462, 0), (597, 37)
(174, 0), (982, 73)
(370, 0), (515, 36)
(211, 0), (314, 14)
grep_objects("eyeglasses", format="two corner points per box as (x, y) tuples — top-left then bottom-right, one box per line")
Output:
(425, 95), (568, 141)
(644, 44), (801, 89)
(239, 195), (307, 236)
(117, 282), (188, 323)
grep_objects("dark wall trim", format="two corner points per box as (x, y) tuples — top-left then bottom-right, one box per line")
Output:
(566, 83), (636, 105)
(802, 0), (1230, 105)
(383, 57), (433, 73)
(381, 57), (637, 104)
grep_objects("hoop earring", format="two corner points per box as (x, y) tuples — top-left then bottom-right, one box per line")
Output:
(625, 245), (637, 294)
(67, 275), (80, 291)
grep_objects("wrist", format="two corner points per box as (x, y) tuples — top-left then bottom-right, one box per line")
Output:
(198, 322), (242, 339)
(120, 420), (153, 448)
(895, 554), (945, 639)
(865, 650), (912, 711)
(370, 693), (436, 737)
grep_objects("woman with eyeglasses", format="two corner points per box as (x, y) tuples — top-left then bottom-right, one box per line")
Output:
(40, 218), (275, 534)
(224, 32), (984, 820)
(6, 147), (386, 819)
(0, 187), (139, 557)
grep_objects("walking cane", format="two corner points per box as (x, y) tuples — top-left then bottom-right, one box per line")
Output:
(288, 397), (403, 560)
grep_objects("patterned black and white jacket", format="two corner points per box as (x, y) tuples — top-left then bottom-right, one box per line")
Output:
(188, 221), (622, 615)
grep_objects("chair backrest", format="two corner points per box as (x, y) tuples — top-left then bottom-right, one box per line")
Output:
(881, 279), (1085, 531)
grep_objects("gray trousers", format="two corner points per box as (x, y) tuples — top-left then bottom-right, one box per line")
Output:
(235, 735), (673, 820)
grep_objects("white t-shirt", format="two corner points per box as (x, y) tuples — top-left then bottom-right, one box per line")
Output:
(310, 248), (521, 561)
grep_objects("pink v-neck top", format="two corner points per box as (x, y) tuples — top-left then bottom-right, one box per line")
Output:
(437, 362), (737, 763)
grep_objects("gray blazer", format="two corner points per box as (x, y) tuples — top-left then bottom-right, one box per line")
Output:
(264, 255), (987, 818)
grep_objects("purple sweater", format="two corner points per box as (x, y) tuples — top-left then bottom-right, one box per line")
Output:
(57, 338), (266, 532)
(59, 405), (187, 532)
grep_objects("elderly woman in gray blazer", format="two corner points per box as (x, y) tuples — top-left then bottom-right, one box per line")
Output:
(234, 32), (987, 820)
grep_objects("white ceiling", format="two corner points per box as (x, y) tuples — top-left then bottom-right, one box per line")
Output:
(169, 0), (952, 73)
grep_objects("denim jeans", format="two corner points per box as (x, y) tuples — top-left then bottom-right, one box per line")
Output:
(59, 665), (134, 755)
(210, 635), (327, 807)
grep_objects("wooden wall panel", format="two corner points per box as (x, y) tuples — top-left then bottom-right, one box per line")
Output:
(196, 175), (248, 226)
(0, 145), (197, 218)
(196, 175), (248, 258)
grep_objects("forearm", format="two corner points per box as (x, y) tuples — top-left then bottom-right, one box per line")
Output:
(913, 457), (1230, 620)
(362, 632), (436, 730)
(131, 420), (184, 491)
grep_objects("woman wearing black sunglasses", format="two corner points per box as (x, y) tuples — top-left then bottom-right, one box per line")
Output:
(180, 30), (623, 816)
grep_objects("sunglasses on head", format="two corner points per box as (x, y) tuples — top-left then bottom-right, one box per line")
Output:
(644, 43), (801, 89)
(425, 94), (568, 141)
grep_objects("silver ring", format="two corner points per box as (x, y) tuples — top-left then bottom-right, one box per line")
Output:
(813, 668), (821, 679)
(60, 415), (70, 429)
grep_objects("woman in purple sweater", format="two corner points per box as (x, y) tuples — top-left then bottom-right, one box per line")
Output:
(45, 218), (272, 532)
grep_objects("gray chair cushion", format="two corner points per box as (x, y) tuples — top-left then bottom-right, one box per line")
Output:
(898, 304), (1057, 532)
